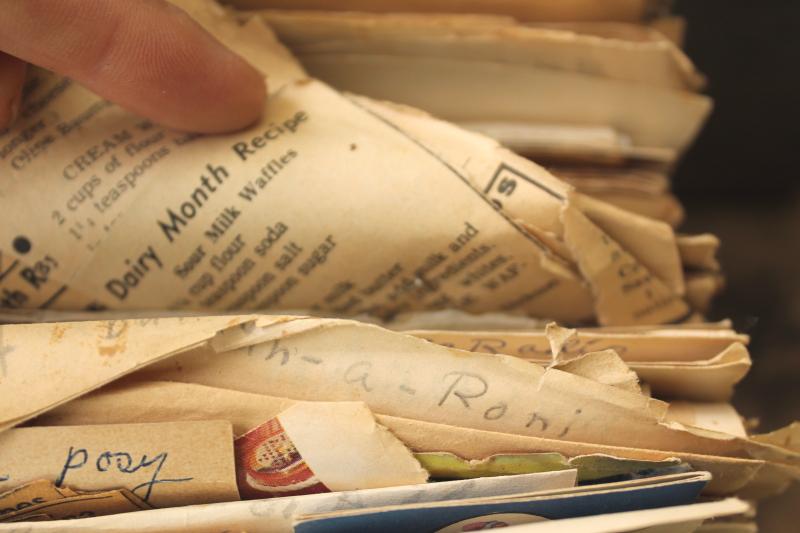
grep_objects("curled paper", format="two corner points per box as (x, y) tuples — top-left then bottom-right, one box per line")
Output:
(0, 0), (713, 326)
(235, 402), (428, 498)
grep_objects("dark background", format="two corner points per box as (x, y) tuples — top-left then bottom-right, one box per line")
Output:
(673, 1), (800, 527)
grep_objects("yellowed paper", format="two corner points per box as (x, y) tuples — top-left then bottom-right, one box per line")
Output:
(231, 1), (655, 23)
(554, 167), (683, 227)
(0, 421), (239, 508)
(571, 193), (685, 295)
(375, 417), (764, 497)
(351, 95), (700, 324)
(624, 343), (751, 402)
(1, 489), (149, 523)
(686, 272), (726, 314)
(0, 55), (597, 323)
(252, 7), (709, 154)
(416, 452), (570, 479)
(0, 480), (71, 518)
(668, 403), (747, 439)
(0, 1), (706, 326)
(416, 451), (682, 483)
(677, 234), (721, 272)
(0, 315), (259, 431)
(34, 380), (766, 497)
(234, 401), (427, 498)
(256, 9), (702, 90)
(3, 314), (789, 480)
(412, 327), (750, 401)
(141, 317), (748, 454)
(0, 313), (747, 468)
(386, 309), (550, 331)
(463, 122), (677, 166)
(385, 311), (735, 333)
(561, 205), (689, 325)
(194, 316), (800, 477)
(567, 454), (683, 483)
(552, 350), (642, 394)
(551, 168), (672, 197)
(580, 193), (683, 229)
(541, 322), (749, 401)
(278, 402), (427, 489)
(35, 380), (295, 435)
(407, 323), (748, 363)
(313, 51), (708, 152)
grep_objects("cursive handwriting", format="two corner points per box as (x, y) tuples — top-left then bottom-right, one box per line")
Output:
(56, 447), (193, 502)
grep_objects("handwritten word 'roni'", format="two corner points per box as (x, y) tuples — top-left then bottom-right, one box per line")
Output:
(55, 447), (193, 502)
(438, 372), (488, 408)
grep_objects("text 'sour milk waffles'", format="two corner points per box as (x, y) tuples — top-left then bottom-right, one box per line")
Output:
(0, 0), (711, 327)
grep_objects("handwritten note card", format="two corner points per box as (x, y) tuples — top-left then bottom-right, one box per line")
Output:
(0, 420), (239, 508)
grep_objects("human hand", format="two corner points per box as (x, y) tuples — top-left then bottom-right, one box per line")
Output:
(0, 0), (266, 133)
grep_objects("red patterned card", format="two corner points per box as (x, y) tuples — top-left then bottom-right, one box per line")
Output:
(234, 417), (330, 500)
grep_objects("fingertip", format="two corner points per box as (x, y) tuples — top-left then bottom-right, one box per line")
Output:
(127, 0), (270, 134)
(152, 62), (266, 134)
(191, 62), (267, 134)
(237, 70), (268, 130)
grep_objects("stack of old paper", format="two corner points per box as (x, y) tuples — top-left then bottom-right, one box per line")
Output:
(0, 0), (794, 531)
(226, 0), (681, 28)
(0, 314), (795, 531)
(229, 2), (706, 229)
(0, 0), (722, 326)
(390, 312), (751, 403)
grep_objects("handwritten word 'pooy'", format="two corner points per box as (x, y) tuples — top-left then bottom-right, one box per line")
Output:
(55, 447), (193, 501)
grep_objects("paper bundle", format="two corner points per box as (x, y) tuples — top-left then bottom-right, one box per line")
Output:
(0, 0), (793, 531)
(0, 0), (720, 327)
(0, 314), (795, 531)
(399, 314), (751, 402)
(226, 1), (672, 25)
(240, 4), (706, 229)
